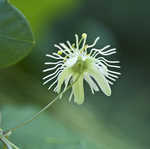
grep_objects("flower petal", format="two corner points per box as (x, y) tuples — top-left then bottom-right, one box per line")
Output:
(84, 73), (99, 94)
(56, 69), (71, 93)
(87, 64), (111, 96)
(72, 75), (84, 104)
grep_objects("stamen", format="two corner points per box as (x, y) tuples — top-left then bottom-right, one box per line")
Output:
(63, 56), (69, 62)
(58, 51), (63, 55)
(84, 45), (88, 51)
(54, 44), (68, 56)
(80, 44), (88, 54)
(72, 43), (75, 49)
(81, 33), (87, 51)
(82, 33), (87, 39)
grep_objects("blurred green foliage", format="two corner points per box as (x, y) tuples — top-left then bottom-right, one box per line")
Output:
(11, 0), (80, 35)
(0, 0), (150, 149)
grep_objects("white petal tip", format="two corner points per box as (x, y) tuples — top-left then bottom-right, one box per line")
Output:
(104, 90), (111, 96)
(74, 97), (84, 105)
(103, 87), (111, 96)
(106, 92), (111, 96)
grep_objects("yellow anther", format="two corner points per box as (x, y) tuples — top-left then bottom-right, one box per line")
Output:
(63, 56), (68, 62)
(80, 45), (88, 53)
(72, 43), (75, 50)
(82, 33), (87, 39)
(72, 43), (75, 48)
(58, 50), (62, 55)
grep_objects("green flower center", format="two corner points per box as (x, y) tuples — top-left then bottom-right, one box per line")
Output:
(71, 56), (92, 74)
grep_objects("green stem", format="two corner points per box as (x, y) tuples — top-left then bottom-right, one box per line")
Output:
(6, 77), (79, 133)
(7, 95), (59, 133)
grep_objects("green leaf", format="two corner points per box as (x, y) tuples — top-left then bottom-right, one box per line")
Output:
(0, 0), (35, 68)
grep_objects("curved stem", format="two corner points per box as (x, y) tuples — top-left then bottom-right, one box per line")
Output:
(6, 77), (79, 133)
(7, 95), (59, 133)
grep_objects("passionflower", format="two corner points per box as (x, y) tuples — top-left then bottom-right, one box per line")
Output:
(43, 33), (120, 104)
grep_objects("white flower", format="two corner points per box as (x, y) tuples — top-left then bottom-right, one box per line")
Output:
(43, 33), (120, 104)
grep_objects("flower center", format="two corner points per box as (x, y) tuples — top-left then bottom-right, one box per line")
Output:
(71, 56), (90, 74)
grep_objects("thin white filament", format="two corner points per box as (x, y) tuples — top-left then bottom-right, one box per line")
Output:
(43, 67), (63, 79)
(106, 75), (116, 82)
(43, 63), (63, 72)
(67, 41), (75, 52)
(59, 43), (72, 54)
(48, 79), (58, 90)
(52, 53), (64, 59)
(98, 57), (120, 64)
(43, 70), (62, 85)
(108, 73), (119, 79)
(54, 44), (68, 56)
(108, 70), (121, 75)
(46, 54), (62, 60)
(98, 60), (120, 68)
(75, 34), (79, 49)
(44, 61), (63, 65)
(87, 37), (100, 48)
